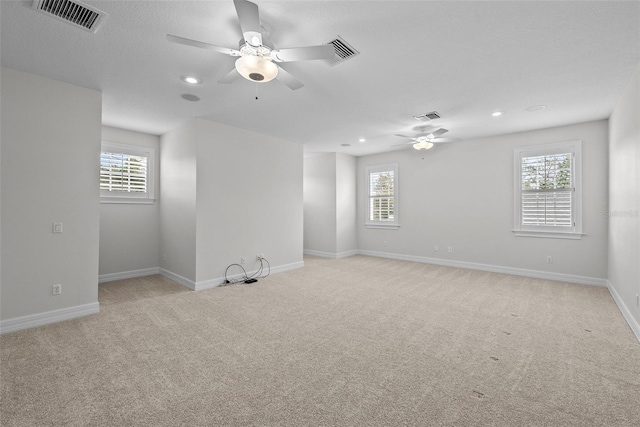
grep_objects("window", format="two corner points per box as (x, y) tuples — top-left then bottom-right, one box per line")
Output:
(514, 140), (582, 239)
(100, 141), (155, 204)
(366, 163), (399, 229)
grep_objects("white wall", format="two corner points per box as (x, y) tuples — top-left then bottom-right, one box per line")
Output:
(159, 120), (197, 282)
(1, 67), (101, 325)
(357, 120), (609, 282)
(99, 126), (160, 278)
(159, 118), (303, 288)
(303, 153), (357, 257)
(336, 153), (357, 255)
(608, 64), (640, 336)
(195, 119), (303, 284)
(304, 154), (337, 254)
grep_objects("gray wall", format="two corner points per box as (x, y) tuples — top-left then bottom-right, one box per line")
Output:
(1, 67), (101, 321)
(99, 126), (160, 277)
(357, 120), (609, 281)
(608, 64), (640, 333)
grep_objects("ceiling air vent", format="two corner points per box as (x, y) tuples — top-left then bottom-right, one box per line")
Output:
(414, 111), (441, 121)
(32, 0), (107, 33)
(324, 36), (359, 67)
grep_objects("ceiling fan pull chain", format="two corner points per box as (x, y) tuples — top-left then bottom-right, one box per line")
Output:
(255, 83), (259, 100)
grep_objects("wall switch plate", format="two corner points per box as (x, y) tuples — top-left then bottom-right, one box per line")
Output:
(52, 222), (63, 234)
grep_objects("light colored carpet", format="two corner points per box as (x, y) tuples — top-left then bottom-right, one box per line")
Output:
(1, 255), (639, 426)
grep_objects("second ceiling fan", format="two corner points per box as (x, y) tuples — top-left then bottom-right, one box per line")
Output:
(395, 128), (453, 150)
(167, 0), (335, 90)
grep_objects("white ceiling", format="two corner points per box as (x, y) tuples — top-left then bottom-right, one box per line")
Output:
(1, 0), (639, 156)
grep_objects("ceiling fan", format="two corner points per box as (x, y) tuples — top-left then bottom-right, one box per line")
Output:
(166, 0), (335, 90)
(394, 128), (453, 150)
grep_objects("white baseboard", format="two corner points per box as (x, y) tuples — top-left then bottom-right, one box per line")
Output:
(0, 302), (100, 335)
(99, 267), (161, 283)
(607, 281), (640, 343)
(304, 249), (358, 259)
(159, 268), (196, 290)
(159, 261), (306, 292)
(357, 250), (608, 287)
(194, 260), (305, 291)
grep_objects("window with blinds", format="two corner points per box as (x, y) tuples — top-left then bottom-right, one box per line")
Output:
(514, 141), (582, 238)
(100, 141), (155, 204)
(366, 163), (399, 229)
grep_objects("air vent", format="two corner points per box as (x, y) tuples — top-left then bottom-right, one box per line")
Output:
(32, 0), (107, 33)
(414, 111), (441, 121)
(324, 36), (359, 67)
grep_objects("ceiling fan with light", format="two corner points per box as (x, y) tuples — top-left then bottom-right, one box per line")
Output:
(394, 128), (454, 150)
(166, 0), (335, 90)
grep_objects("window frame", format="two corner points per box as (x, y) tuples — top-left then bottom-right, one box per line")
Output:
(365, 163), (399, 229)
(100, 141), (155, 204)
(513, 140), (582, 239)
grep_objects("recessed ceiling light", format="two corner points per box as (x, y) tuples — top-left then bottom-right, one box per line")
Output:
(181, 94), (200, 102)
(526, 105), (546, 112)
(492, 111), (503, 117)
(181, 75), (201, 85)
(358, 138), (366, 143)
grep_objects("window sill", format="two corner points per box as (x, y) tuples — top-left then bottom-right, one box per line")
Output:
(365, 223), (400, 230)
(100, 198), (156, 205)
(512, 230), (584, 240)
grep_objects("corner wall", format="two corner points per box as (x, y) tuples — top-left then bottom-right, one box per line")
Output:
(608, 64), (640, 339)
(1, 68), (102, 332)
(357, 120), (609, 283)
(159, 120), (198, 284)
(303, 153), (357, 258)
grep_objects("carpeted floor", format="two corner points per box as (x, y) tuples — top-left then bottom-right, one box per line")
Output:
(1, 255), (639, 426)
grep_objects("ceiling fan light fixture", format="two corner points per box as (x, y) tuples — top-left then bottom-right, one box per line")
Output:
(235, 55), (278, 83)
(413, 141), (434, 150)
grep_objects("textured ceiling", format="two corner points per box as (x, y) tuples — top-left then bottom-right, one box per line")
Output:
(1, 0), (639, 156)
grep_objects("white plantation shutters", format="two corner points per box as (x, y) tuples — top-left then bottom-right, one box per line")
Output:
(100, 152), (148, 193)
(514, 141), (582, 238)
(521, 153), (572, 226)
(100, 141), (155, 203)
(366, 163), (399, 229)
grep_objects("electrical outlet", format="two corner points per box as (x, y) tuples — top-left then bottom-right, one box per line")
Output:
(447, 247), (453, 253)
(52, 284), (62, 296)
(241, 257), (246, 264)
(434, 245), (439, 252)
(547, 256), (553, 264)
(257, 254), (264, 261)
(636, 294), (639, 307)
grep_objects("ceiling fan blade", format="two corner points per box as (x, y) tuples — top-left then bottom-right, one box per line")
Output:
(391, 142), (413, 147)
(275, 66), (304, 90)
(218, 68), (239, 84)
(166, 34), (240, 56)
(394, 134), (413, 139)
(432, 138), (459, 144)
(271, 44), (335, 62)
(431, 128), (449, 137)
(233, 0), (262, 47)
